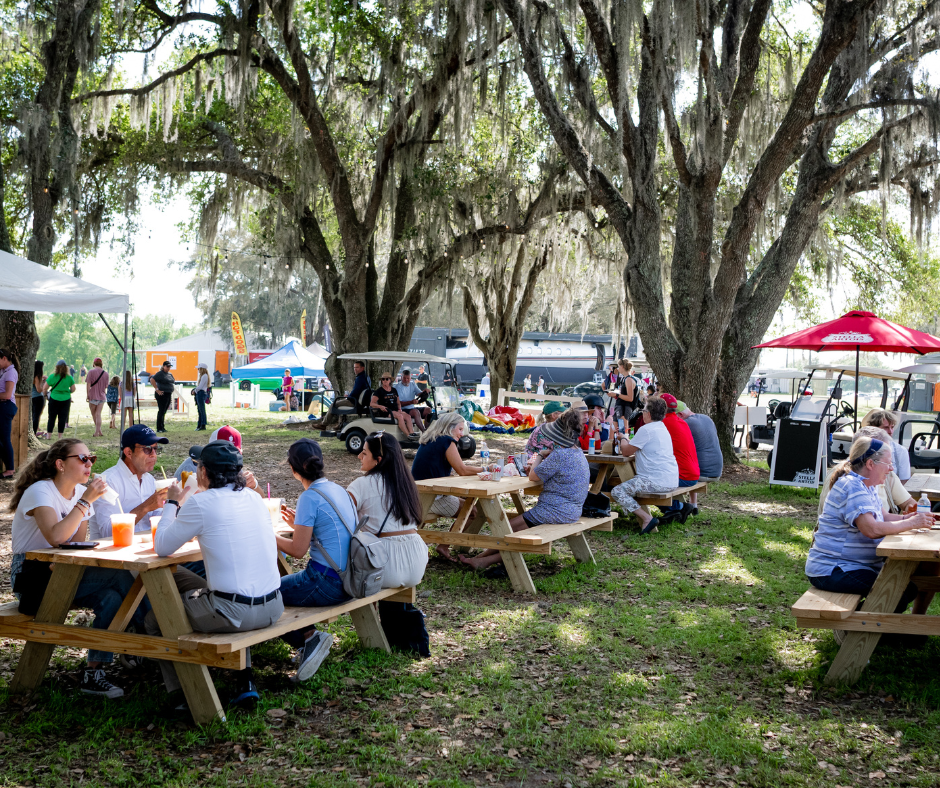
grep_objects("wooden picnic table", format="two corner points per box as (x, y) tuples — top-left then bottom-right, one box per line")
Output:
(800, 528), (940, 685)
(6, 534), (232, 724)
(905, 473), (940, 502)
(585, 452), (635, 494)
(416, 475), (612, 595)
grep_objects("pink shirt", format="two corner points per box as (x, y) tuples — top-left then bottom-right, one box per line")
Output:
(86, 367), (108, 401)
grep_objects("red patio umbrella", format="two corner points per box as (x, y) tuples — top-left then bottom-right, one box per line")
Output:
(753, 310), (940, 424)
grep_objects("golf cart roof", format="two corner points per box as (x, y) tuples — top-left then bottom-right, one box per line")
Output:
(337, 351), (450, 365)
(812, 364), (908, 381)
(894, 363), (940, 375)
(755, 368), (808, 379)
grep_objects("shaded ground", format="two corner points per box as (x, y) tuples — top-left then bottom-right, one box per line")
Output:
(2, 398), (939, 787)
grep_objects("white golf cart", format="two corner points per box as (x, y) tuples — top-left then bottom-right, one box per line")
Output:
(746, 368), (809, 449)
(322, 351), (472, 457)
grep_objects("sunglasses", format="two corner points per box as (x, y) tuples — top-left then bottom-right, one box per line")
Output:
(67, 454), (97, 465)
(381, 377), (391, 381)
(135, 445), (161, 455)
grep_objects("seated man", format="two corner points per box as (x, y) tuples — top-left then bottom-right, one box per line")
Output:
(660, 394), (700, 522)
(610, 396), (679, 535)
(676, 400), (722, 514)
(175, 425), (262, 493)
(89, 425), (169, 539)
(149, 440), (284, 708)
(394, 367), (431, 432)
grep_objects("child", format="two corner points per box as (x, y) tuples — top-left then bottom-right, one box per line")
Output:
(106, 376), (120, 429)
(119, 371), (135, 427)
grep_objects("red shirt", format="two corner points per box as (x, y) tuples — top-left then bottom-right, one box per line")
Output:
(663, 413), (700, 481)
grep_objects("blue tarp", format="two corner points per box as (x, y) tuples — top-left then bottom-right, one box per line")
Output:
(231, 340), (326, 379)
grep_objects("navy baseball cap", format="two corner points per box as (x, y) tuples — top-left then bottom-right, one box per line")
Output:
(190, 440), (243, 470)
(121, 424), (169, 449)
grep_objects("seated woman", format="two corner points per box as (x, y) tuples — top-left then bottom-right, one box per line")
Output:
(860, 409), (911, 484)
(276, 438), (354, 682)
(460, 409), (589, 573)
(412, 412), (483, 562)
(806, 436), (933, 628)
(371, 372), (416, 437)
(348, 432), (428, 588)
(9, 439), (143, 699)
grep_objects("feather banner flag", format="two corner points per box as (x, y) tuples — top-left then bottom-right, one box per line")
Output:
(301, 309), (307, 345)
(231, 312), (247, 355)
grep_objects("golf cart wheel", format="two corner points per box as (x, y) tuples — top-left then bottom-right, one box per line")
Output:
(748, 439), (759, 450)
(345, 429), (367, 455)
(546, 388), (559, 396)
(457, 434), (476, 460)
(239, 380), (252, 391)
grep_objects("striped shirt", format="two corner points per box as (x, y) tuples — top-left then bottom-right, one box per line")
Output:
(806, 471), (885, 577)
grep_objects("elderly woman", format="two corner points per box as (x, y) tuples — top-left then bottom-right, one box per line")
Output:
(860, 409), (911, 484)
(806, 436), (932, 624)
(460, 409), (588, 573)
(371, 372), (416, 436)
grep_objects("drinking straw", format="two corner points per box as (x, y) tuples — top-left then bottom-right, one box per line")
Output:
(267, 483), (271, 499)
(160, 465), (167, 479)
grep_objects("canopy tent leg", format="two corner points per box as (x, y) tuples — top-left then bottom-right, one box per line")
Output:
(119, 314), (128, 438)
(854, 344), (860, 432)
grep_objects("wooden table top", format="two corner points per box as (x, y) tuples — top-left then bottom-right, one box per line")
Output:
(415, 475), (542, 499)
(27, 534), (203, 571)
(905, 473), (940, 500)
(877, 529), (940, 560)
(585, 453), (634, 464)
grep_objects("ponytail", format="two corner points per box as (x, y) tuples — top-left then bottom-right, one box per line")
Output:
(9, 438), (84, 510)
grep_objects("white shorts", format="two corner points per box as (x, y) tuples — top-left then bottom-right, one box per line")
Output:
(381, 533), (429, 588)
(429, 495), (462, 517)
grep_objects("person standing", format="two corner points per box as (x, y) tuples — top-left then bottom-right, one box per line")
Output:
(43, 360), (75, 439)
(31, 361), (47, 439)
(106, 376), (120, 429)
(119, 371), (135, 427)
(0, 349), (18, 479)
(79, 363), (87, 383)
(416, 364), (430, 393)
(282, 369), (294, 411)
(537, 376), (545, 396)
(194, 362), (210, 431)
(151, 360), (175, 432)
(69, 364), (76, 378)
(524, 374), (532, 393)
(85, 358), (108, 438)
(612, 359), (642, 422)
(89, 425), (170, 539)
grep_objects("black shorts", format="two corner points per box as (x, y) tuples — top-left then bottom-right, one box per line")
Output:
(521, 510), (538, 528)
(107, 401), (118, 414)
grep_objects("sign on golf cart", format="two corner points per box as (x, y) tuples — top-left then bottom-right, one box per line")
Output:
(770, 418), (827, 488)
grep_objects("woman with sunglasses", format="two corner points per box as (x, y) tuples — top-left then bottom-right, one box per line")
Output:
(806, 435), (934, 639)
(371, 372), (416, 437)
(8, 439), (142, 699)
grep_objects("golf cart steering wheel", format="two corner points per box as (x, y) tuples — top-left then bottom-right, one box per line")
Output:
(840, 401), (855, 418)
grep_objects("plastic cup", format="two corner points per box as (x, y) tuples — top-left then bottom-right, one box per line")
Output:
(111, 514), (136, 547)
(264, 498), (283, 528)
(154, 478), (174, 492)
(151, 522), (158, 546)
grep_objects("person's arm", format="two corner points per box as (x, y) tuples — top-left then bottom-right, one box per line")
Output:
(154, 482), (201, 556)
(32, 477), (106, 546)
(855, 510), (932, 538)
(445, 442), (480, 476)
(371, 394), (387, 412)
(614, 432), (640, 457)
(1, 379), (13, 400)
(527, 451), (546, 482)
(69, 382), (76, 393)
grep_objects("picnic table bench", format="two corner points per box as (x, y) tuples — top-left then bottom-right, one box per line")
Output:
(585, 452), (708, 509)
(1, 534), (415, 724)
(416, 475), (613, 594)
(792, 528), (940, 685)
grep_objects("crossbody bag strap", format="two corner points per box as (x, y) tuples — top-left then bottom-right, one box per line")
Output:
(48, 375), (65, 393)
(306, 486), (359, 576)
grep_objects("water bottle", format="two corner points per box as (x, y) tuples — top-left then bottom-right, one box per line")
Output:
(917, 493), (931, 516)
(480, 441), (490, 467)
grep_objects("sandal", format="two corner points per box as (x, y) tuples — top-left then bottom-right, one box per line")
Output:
(482, 565), (509, 580)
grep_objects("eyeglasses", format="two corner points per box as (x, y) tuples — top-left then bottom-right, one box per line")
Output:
(135, 445), (161, 455)
(874, 459), (894, 468)
(67, 454), (97, 465)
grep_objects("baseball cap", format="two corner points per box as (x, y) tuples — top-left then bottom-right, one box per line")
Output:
(57, 359), (67, 366)
(660, 393), (678, 411)
(93, 357), (102, 365)
(190, 440), (243, 470)
(542, 401), (567, 415)
(210, 425), (242, 450)
(121, 424), (169, 449)
(196, 361), (208, 369)
(675, 400), (689, 414)
(161, 359), (172, 367)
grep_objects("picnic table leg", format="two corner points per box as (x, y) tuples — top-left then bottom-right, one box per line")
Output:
(349, 604), (391, 651)
(509, 492), (528, 517)
(824, 558), (915, 686)
(419, 492), (437, 520)
(590, 464), (612, 495)
(10, 563), (85, 694)
(565, 533), (595, 564)
(142, 567), (226, 725)
(449, 497), (475, 533)
(107, 574), (146, 632)
(277, 553), (293, 577)
(478, 498), (538, 595)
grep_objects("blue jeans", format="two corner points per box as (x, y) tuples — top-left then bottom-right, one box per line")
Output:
(0, 399), (17, 472)
(809, 566), (918, 614)
(664, 478), (697, 513)
(279, 563), (349, 648)
(72, 567), (147, 663)
(194, 390), (208, 429)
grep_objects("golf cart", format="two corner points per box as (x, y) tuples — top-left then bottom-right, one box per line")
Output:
(323, 351), (474, 457)
(893, 364), (940, 471)
(746, 368), (809, 449)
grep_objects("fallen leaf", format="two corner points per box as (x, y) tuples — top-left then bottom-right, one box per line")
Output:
(869, 771), (886, 780)
(266, 708), (288, 719)
(507, 749), (519, 759)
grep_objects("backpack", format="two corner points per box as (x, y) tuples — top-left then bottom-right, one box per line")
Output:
(309, 486), (388, 599)
(622, 375), (644, 409)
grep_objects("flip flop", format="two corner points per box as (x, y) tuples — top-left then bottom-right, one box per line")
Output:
(640, 517), (660, 535)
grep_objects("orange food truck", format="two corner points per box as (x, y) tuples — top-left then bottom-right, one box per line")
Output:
(145, 329), (231, 384)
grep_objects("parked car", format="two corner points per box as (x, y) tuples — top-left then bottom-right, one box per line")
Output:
(561, 381), (605, 398)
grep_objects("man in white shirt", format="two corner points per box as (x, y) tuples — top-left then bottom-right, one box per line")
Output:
(89, 424), (169, 539)
(610, 396), (679, 535)
(148, 440), (283, 708)
(394, 368), (431, 432)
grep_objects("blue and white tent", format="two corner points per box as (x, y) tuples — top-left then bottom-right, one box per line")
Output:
(231, 340), (326, 379)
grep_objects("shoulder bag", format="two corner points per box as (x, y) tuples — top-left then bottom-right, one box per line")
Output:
(309, 486), (389, 598)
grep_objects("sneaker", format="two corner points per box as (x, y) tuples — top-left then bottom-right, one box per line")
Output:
(119, 654), (145, 670)
(80, 667), (125, 699)
(294, 631), (334, 682)
(229, 680), (260, 709)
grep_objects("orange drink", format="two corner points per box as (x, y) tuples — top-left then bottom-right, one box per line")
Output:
(110, 514), (135, 547)
(151, 522), (158, 546)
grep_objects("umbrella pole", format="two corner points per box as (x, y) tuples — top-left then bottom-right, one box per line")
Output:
(854, 345), (860, 431)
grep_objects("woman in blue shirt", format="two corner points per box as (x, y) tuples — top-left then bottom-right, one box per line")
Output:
(806, 436), (932, 616)
(277, 438), (354, 682)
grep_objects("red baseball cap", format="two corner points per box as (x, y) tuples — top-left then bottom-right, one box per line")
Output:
(210, 425), (242, 450)
(659, 393), (678, 411)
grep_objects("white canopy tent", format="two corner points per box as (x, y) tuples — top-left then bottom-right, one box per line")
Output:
(0, 249), (133, 435)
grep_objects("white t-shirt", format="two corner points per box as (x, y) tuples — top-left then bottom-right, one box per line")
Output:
(155, 485), (280, 597)
(630, 420), (679, 489)
(89, 458), (159, 538)
(12, 479), (92, 554)
(347, 474), (407, 532)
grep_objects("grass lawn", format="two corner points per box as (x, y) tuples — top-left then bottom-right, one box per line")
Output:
(1, 394), (939, 787)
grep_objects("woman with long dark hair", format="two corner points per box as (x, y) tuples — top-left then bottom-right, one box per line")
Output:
(9, 438), (141, 698)
(347, 432), (428, 587)
(276, 438), (355, 682)
(31, 360), (47, 438)
(0, 349), (18, 478)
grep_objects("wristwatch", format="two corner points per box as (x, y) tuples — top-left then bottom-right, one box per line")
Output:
(166, 500), (180, 508)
